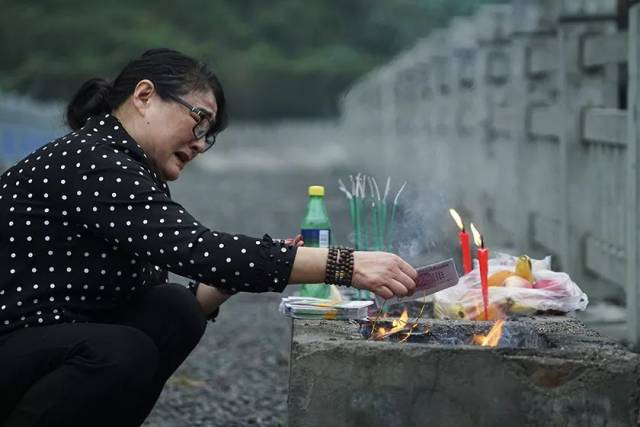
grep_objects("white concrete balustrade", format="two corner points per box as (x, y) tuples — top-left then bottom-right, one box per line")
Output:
(340, 0), (640, 346)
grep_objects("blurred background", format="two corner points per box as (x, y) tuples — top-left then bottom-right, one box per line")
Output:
(2, 0), (637, 426)
(0, 0), (499, 259)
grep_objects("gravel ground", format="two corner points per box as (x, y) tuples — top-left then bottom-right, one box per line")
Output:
(142, 292), (294, 427)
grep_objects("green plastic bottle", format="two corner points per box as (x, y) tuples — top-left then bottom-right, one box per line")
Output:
(299, 185), (332, 298)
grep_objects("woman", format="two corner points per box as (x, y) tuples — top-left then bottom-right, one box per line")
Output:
(0, 48), (417, 426)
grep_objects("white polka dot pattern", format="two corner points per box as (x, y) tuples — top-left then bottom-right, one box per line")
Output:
(0, 113), (297, 333)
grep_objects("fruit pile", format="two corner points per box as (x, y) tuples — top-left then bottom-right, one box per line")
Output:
(433, 253), (588, 320)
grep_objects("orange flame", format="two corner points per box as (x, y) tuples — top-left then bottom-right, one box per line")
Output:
(472, 320), (505, 347)
(449, 209), (464, 231)
(374, 309), (409, 340)
(391, 309), (409, 330)
(470, 223), (483, 248)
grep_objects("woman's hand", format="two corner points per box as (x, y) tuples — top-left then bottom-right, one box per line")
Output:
(351, 251), (417, 299)
(284, 234), (304, 247)
(288, 247), (416, 300)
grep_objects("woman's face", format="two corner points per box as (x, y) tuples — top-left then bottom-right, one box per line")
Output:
(143, 88), (218, 181)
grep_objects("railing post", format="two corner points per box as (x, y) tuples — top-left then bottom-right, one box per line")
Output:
(626, 2), (640, 347)
(506, 0), (559, 255)
(557, 0), (619, 298)
(508, 0), (562, 263)
(446, 19), (479, 216)
(473, 5), (514, 247)
(428, 30), (457, 207)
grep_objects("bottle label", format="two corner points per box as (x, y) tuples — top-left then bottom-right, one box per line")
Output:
(301, 229), (331, 248)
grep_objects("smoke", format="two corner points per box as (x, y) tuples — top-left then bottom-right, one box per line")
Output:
(333, 171), (462, 268)
(390, 181), (459, 266)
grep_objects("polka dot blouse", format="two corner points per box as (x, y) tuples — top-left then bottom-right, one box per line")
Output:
(0, 113), (298, 334)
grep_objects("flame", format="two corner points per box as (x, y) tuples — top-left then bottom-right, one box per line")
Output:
(472, 320), (505, 347)
(374, 309), (409, 340)
(470, 223), (483, 248)
(391, 309), (409, 330)
(449, 208), (464, 231)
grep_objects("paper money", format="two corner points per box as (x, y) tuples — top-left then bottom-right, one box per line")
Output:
(376, 258), (459, 307)
(279, 296), (373, 320)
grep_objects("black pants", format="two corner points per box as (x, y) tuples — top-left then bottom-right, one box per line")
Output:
(0, 284), (206, 427)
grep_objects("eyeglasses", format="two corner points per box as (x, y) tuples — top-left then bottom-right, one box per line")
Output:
(167, 94), (217, 152)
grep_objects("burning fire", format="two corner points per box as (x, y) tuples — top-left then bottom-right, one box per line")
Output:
(449, 208), (464, 231)
(472, 320), (505, 347)
(373, 309), (409, 340)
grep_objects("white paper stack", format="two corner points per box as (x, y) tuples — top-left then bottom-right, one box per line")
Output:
(279, 296), (373, 320)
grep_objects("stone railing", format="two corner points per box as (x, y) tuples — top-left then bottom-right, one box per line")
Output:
(340, 0), (640, 345)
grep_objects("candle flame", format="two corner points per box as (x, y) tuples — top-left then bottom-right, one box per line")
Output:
(470, 223), (483, 248)
(449, 209), (464, 231)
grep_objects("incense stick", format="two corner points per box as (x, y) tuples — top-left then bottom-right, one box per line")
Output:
(383, 176), (391, 203)
(387, 181), (407, 248)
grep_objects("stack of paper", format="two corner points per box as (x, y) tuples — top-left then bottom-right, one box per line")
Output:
(279, 297), (373, 320)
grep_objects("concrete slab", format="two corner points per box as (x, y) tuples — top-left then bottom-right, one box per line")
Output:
(288, 317), (640, 427)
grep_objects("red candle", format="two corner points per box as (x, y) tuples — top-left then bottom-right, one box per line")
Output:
(471, 223), (489, 321)
(449, 209), (472, 274)
(459, 231), (472, 274)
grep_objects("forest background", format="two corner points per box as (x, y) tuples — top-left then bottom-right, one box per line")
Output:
(1, 0), (503, 119)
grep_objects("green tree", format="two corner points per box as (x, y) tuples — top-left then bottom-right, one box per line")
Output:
(0, 0), (503, 119)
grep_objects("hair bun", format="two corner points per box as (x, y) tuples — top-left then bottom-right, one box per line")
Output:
(66, 78), (112, 130)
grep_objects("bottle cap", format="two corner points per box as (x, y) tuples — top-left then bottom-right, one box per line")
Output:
(308, 185), (325, 196)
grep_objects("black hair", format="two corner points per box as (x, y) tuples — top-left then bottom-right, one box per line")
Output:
(66, 48), (228, 135)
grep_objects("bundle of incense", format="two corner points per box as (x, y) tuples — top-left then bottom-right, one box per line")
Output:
(338, 175), (406, 252)
(278, 297), (373, 320)
(338, 175), (406, 300)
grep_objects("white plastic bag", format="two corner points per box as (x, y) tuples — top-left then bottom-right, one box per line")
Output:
(433, 253), (588, 320)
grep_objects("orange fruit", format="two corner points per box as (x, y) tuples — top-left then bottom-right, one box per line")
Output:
(488, 270), (514, 287)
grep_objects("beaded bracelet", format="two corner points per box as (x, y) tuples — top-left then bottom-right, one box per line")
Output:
(324, 246), (355, 287)
(325, 246), (338, 284)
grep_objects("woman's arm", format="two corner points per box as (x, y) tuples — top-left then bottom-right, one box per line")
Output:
(288, 247), (328, 283)
(195, 245), (418, 313)
(64, 146), (297, 294)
